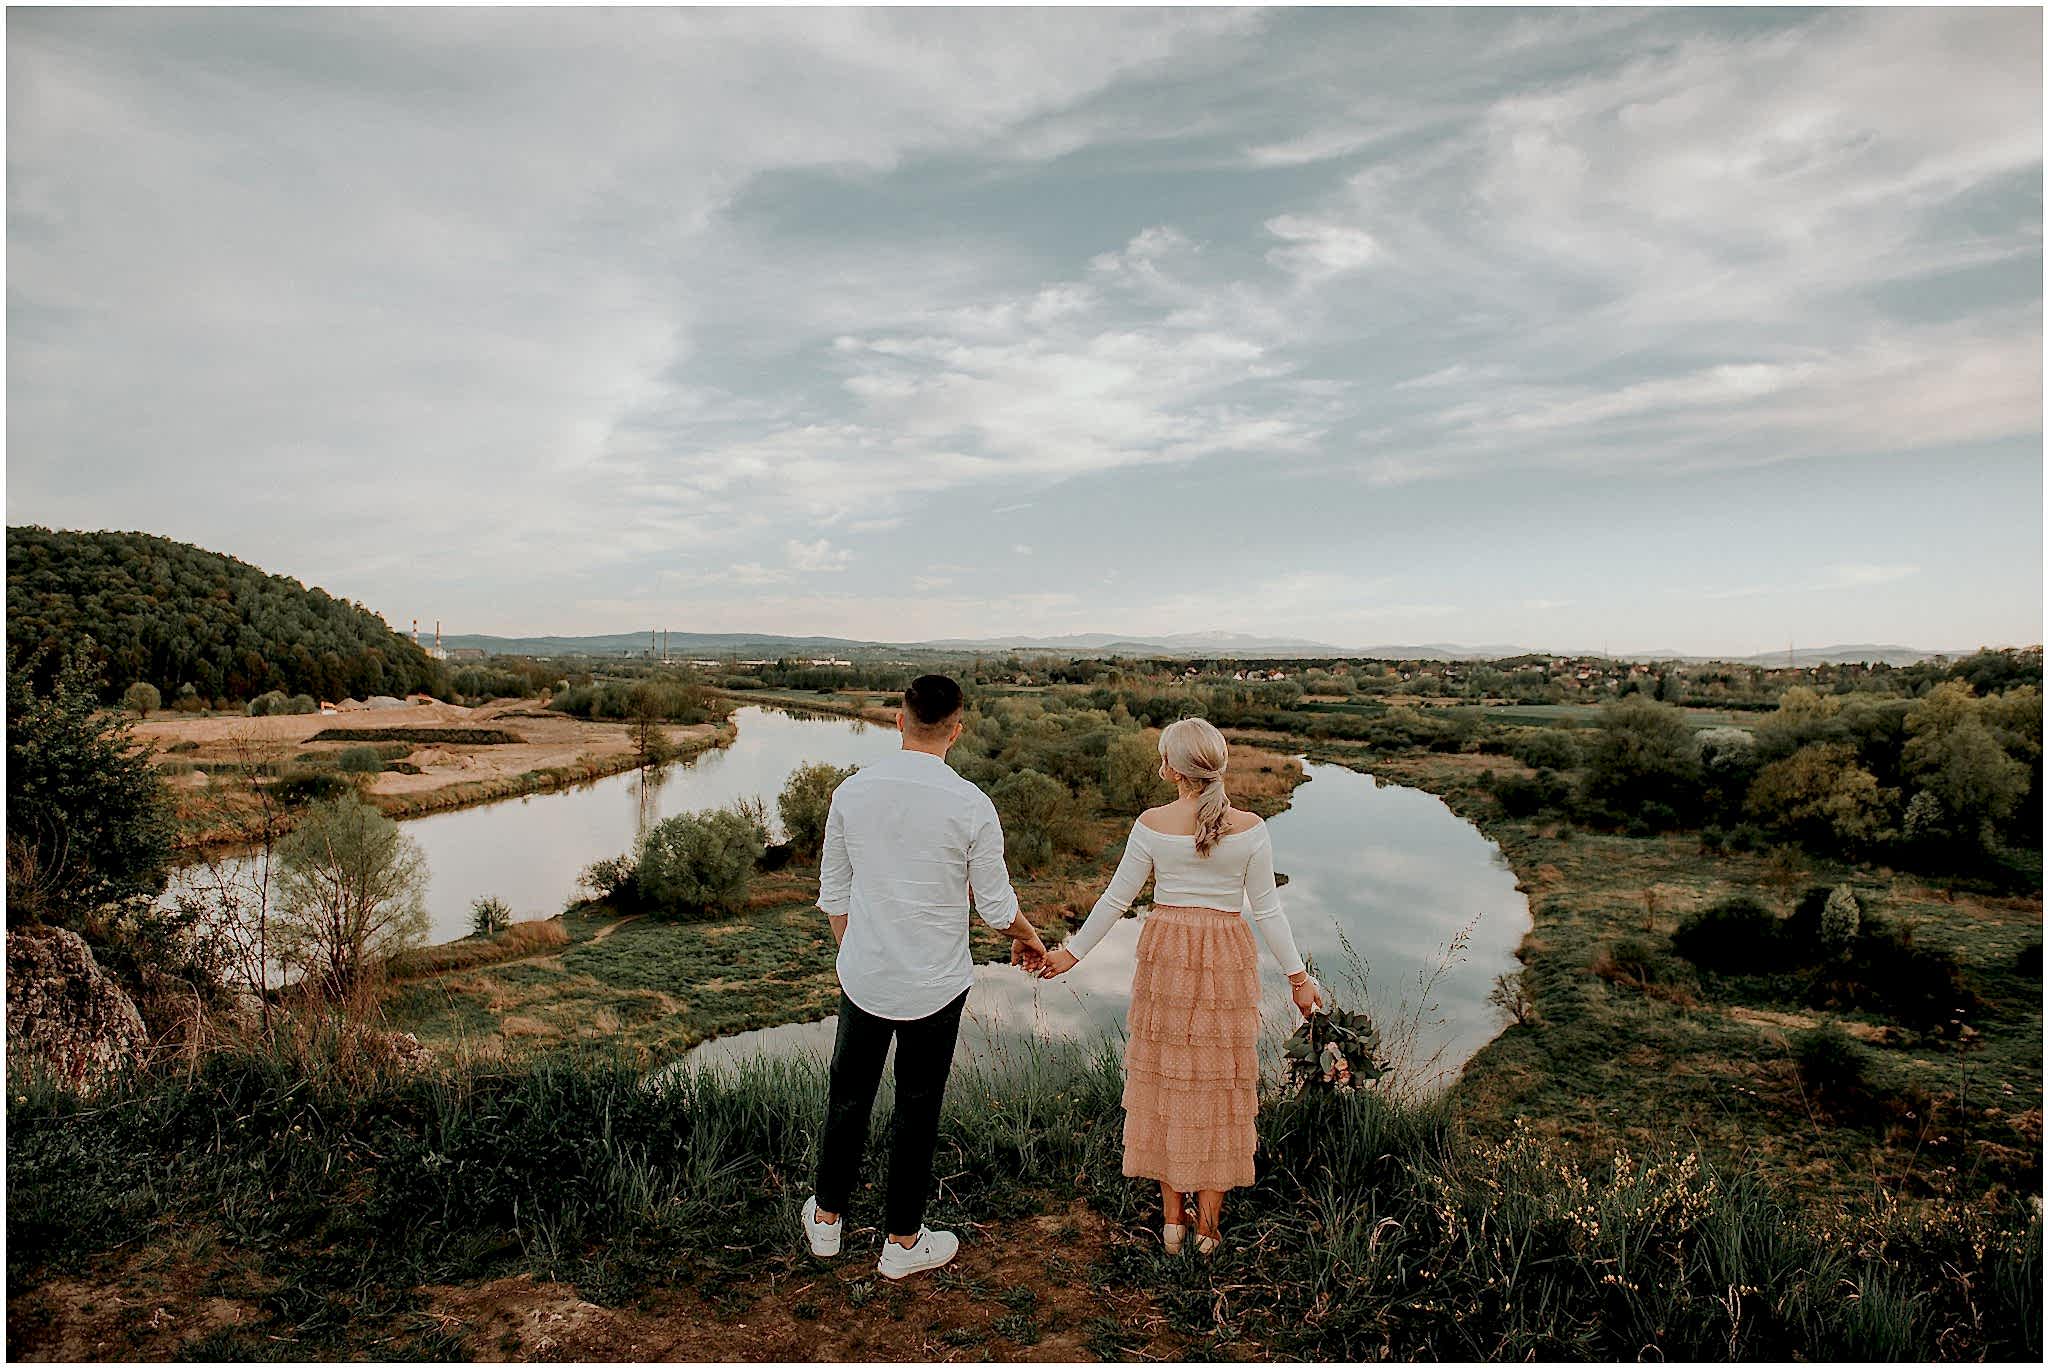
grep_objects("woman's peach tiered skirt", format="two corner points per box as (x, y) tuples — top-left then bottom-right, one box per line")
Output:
(1121, 903), (1260, 1193)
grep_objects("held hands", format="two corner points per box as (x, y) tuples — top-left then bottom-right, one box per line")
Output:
(1008, 922), (1048, 973)
(1036, 948), (1078, 979)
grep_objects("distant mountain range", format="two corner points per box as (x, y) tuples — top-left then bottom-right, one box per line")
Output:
(442, 630), (1992, 667)
(440, 631), (884, 658)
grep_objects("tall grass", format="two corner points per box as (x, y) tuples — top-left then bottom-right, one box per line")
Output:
(8, 1039), (2038, 1360)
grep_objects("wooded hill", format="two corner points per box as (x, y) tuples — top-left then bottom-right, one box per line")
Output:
(6, 526), (446, 705)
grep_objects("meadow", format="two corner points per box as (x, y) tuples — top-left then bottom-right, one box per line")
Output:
(9, 1038), (2036, 1361)
(8, 660), (2040, 1360)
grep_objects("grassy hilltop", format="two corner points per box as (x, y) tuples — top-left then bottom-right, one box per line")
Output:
(7, 652), (2041, 1360)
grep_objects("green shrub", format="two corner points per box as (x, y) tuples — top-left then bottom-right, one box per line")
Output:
(469, 895), (511, 938)
(1820, 885), (1862, 954)
(1582, 697), (1700, 816)
(1493, 768), (1570, 818)
(1791, 1022), (1870, 1097)
(246, 690), (291, 717)
(549, 679), (728, 724)
(1508, 728), (1582, 771)
(579, 854), (638, 902)
(268, 771), (352, 807)
(122, 682), (161, 716)
(1818, 921), (1972, 1032)
(6, 647), (176, 926)
(288, 693), (317, 715)
(1101, 730), (1172, 811)
(337, 745), (385, 774)
(1671, 895), (1780, 971)
(990, 768), (1081, 875)
(1601, 934), (1666, 984)
(636, 805), (767, 916)
(778, 762), (855, 859)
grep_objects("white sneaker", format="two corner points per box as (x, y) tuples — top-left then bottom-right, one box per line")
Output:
(876, 1226), (959, 1280)
(801, 1195), (842, 1258)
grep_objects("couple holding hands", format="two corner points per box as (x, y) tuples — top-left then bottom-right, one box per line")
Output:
(801, 674), (1322, 1277)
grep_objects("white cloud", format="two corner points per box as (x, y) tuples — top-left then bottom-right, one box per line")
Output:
(785, 539), (852, 573)
(1264, 214), (1380, 279)
(5, 8), (2036, 652)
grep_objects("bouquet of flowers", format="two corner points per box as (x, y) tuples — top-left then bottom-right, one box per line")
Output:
(1282, 990), (1389, 1095)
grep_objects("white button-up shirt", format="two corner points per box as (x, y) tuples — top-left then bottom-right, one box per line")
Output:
(817, 747), (1021, 1020)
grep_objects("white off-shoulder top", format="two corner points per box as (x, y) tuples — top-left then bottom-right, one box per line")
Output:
(1060, 817), (1306, 976)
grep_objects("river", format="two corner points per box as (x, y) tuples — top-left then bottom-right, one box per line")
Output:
(173, 704), (1530, 1087)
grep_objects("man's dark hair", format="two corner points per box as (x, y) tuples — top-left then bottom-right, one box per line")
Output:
(903, 674), (964, 729)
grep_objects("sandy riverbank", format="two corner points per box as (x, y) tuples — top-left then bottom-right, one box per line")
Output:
(139, 697), (730, 847)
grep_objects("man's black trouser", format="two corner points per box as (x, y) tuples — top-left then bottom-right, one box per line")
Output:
(814, 986), (968, 1238)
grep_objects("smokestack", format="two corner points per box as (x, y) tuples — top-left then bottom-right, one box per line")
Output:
(436, 621), (442, 650)
(411, 618), (418, 644)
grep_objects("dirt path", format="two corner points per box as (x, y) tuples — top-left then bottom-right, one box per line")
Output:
(588, 914), (642, 943)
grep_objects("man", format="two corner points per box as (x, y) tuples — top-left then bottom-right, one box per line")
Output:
(801, 673), (1047, 1279)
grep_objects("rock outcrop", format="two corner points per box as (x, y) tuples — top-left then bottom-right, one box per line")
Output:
(6, 925), (149, 1091)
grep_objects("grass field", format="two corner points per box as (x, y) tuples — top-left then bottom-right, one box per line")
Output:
(1338, 744), (2042, 1216)
(8, 1040), (2036, 1361)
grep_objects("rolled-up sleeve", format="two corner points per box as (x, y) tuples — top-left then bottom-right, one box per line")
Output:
(817, 794), (852, 919)
(966, 806), (1020, 930)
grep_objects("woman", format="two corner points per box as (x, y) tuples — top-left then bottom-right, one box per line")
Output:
(1037, 717), (1320, 1255)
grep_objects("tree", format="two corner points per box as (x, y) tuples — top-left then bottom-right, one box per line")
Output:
(470, 895), (511, 938)
(637, 804), (767, 916)
(778, 762), (855, 858)
(990, 768), (1079, 874)
(5, 526), (448, 705)
(1902, 682), (2030, 852)
(273, 792), (430, 1001)
(247, 690), (290, 717)
(1820, 885), (1861, 955)
(175, 732), (290, 1031)
(6, 645), (175, 926)
(1582, 697), (1699, 817)
(1753, 686), (1843, 764)
(122, 681), (161, 717)
(1693, 726), (1759, 817)
(1102, 730), (1172, 812)
(1744, 742), (1889, 850)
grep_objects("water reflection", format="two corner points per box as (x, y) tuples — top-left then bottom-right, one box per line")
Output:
(686, 756), (1531, 1091)
(164, 706), (908, 946)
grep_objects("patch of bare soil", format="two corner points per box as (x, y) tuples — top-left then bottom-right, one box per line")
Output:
(1724, 1004), (1893, 1044)
(7, 1247), (275, 1362)
(146, 697), (724, 843)
(421, 1204), (1183, 1363)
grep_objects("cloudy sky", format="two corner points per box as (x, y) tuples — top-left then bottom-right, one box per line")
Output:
(8, 6), (2042, 655)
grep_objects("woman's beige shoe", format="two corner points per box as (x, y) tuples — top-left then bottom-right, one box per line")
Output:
(1161, 1222), (1187, 1254)
(1194, 1233), (1221, 1257)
